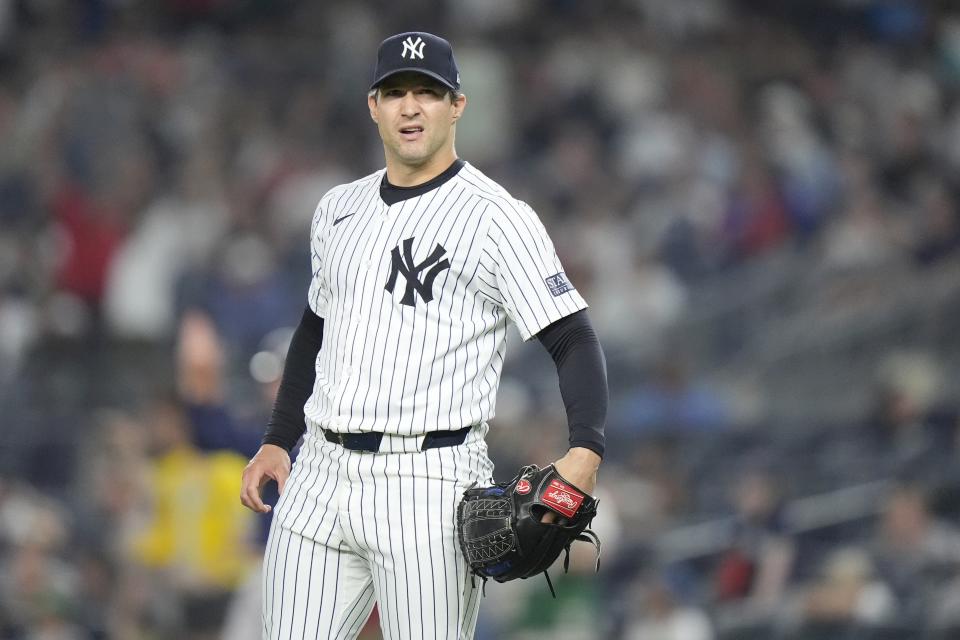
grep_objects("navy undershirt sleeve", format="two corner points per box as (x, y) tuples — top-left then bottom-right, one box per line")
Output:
(262, 307), (324, 452)
(535, 309), (608, 458)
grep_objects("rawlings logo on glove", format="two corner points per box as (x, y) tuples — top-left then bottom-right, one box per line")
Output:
(456, 464), (601, 596)
(542, 479), (584, 517)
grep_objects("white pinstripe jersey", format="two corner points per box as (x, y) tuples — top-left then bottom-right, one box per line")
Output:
(304, 161), (587, 436)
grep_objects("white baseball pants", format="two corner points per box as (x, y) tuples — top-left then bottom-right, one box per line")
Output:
(262, 426), (494, 640)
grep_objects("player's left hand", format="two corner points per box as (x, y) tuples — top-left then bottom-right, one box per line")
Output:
(542, 447), (600, 523)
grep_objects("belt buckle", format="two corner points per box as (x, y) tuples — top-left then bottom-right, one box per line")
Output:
(329, 429), (345, 446)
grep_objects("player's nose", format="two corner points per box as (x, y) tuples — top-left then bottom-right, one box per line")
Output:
(399, 92), (421, 117)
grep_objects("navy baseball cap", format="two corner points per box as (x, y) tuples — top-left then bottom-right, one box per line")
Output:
(369, 32), (461, 92)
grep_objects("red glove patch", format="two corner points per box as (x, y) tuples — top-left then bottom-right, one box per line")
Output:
(542, 479), (585, 518)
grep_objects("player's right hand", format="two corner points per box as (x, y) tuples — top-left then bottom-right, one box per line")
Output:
(241, 444), (291, 513)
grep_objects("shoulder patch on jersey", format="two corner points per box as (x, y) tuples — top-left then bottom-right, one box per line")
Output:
(545, 272), (574, 297)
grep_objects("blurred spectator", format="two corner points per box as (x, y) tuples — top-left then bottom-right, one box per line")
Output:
(721, 154), (792, 263)
(798, 547), (896, 628)
(51, 181), (129, 316)
(713, 468), (795, 608)
(0, 295), (39, 384)
(819, 187), (904, 274)
(175, 310), (291, 640)
(862, 350), (957, 475)
(184, 232), (301, 359)
(614, 358), (731, 437)
(616, 440), (691, 540)
(176, 309), (271, 458)
(911, 178), (960, 266)
(0, 543), (83, 639)
(75, 409), (151, 553)
(872, 484), (960, 622)
(758, 82), (841, 238)
(104, 155), (229, 340)
(128, 392), (255, 639)
(0, 476), (98, 638)
(590, 249), (688, 355)
(623, 567), (714, 640)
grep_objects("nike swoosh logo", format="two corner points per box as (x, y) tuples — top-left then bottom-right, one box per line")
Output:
(333, 213), (356, 226)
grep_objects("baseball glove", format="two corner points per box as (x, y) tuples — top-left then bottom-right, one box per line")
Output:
(456, 464), (601, 596)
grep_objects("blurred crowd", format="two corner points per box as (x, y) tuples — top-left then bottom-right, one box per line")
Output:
(3, 0), (960, 638)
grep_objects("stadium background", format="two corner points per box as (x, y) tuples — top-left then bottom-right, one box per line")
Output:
(2, 0), (960, 638)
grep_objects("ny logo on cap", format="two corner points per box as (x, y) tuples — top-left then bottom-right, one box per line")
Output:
(401, 36), (425, 60)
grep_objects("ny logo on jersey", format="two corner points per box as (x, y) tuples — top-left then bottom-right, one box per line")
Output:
(385, 237), (450, 307)
(401, 36), (425, 60)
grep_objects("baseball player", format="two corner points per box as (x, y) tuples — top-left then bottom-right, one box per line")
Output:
(240, 31), (608, 640)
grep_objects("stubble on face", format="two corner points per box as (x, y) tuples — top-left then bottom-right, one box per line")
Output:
(370, 73), (463, 173)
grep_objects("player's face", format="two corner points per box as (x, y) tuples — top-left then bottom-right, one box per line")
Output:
(369, 73), (466, 169)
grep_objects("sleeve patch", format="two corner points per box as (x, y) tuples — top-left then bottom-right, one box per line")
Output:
(545, 272), (574, 297)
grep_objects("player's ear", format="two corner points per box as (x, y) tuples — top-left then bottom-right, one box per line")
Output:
(451, 93), (466, 123)
(368, 92), (379, 123)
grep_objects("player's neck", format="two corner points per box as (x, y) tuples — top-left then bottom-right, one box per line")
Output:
(385, 148), (459, 187)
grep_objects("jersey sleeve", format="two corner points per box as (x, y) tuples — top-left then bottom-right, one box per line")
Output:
(307, 199), (330, 317)
(481, 200), (587, 341)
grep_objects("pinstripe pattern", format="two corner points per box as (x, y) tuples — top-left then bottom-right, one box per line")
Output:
(263, 430), (494, 639)
(303, 162), (586, 437)
(263, 161), (583, 638)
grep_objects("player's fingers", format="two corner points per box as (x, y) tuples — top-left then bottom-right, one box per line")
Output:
(239, 475), (258, 511)
(266, 465), (291, 496)
(241, 467), (270, 513)
(248, 484), (271, 513)
(541, 511), (557, 524)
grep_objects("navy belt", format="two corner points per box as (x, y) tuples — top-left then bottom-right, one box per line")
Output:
(323, 425), (473, 452)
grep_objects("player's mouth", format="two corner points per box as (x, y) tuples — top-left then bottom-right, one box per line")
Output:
(399, 126), (424, 141)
